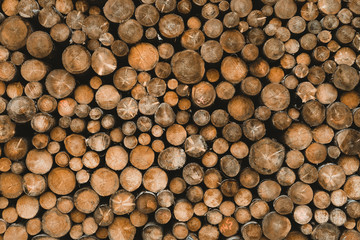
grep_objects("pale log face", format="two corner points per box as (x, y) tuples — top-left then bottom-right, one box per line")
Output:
(1, 0), (360, 239)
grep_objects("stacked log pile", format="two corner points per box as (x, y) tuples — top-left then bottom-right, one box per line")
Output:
(0, 0), (359, 239)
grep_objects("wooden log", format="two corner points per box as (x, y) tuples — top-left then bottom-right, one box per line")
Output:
(6, 96), (35, 123)
(26, 218), (41, 236)
(327, 102), (353, 130)
(11, 161), (25, 174)
(335, 25), (355, 44)
(258, 180), (281, 202)
(2, 206), (18, 224)
(103, 0), (134, 23)
(262, 212), (291, 239)
(128, 43), (159, 72)
(142, 223), (163, 240)
(220, 155), (240, 177)
(158, 147), (186, 170)
(346, 200), (360, 218)
(288, 181), (313, 205)
(135, 4), (159, 27)
(187, 216), (201, 233)
(314, 209), (329, 224)
(221, 56), (248, 84)
(219, 217), (239, 237)
(22, 173), (46, 197)
(143, 167), (168, 193)
(241, 77), (262, 96)
(0, 16), (31, 51)
(82, 217), (98, 236)
(298, 163), (318, 184)
(41, 208), (71, 238)
(203, 168), (222, 189)
(234, 188), (252, 208)
(249, 199), (269, 219)
(16, 195), (39, 219)
(191, 81), (216, 108)
(73, 188), (99, 214)
(230, 0), (252, 18)
(261, 83), (290, 111)
(108, 217), (136, 240)
(130, 209), (148, 228)
(333, 64), (359, 91)
(158, 14), (184, 39)
(129, 145), (154, 170)
(263, 38), (285, 60)
(273, 195), (294, 215)
(69, 224), (83, 239)
(60, 45), (91, 75)
(239, 167), (259, 189)
(220, 30), (245, 54)
(203, 19), (223, 39)
(201, 3), (219, 19)
(82, 15), (109, 40)
(90, 47), (117, 76)
(3, 224), (28, 240)
(99, 32), (114, 47)
(119, 166), (142, 192)
(94, 85), (121, 111)
(45, 69), (76, 100)
(56, 196), (73, 214)
(341, 230), (360, 240)
(50, 23), (70, 42)
(4, 137), (27, 161)
(6, 81), (23, 99)
(47, 167), (75, 195)
(90, 168), (119, 197)
(284, 123), (313, 150)
(110, 39), (129, 57)
(136, 192), (157, 214)
(181, 29), (205, 50)
(184, 135), (207, 158)
(242, 119), (266, 141)
(312, 223), (340, 240)
(227, 95), (254, 122)
(157, 190), (174, 208)
(171, 50), (204, 84)
(177, 0), (192, 14)
(169, 177), (186, 194)
(0, 157), (11, 172)
(24, 82), (43, 99)
(70, 30), (86, 44)
(75, 168), (90, 183)
(241, 222), (262, 240)
(118, 19), (143, 45)
(194, 109), (211, 126)
(249, 138), (285, 175)
(154, 103), (175, 127)
(219, 200), (236, 216)
(123, 135), (138, 149)
(154, 208), (171, 225)
(182, 162), (204, 186)
(271, 111), (291, 130)
(343, 175), (360, 200)
(10, 51), (25, 66)
(0, 172), (22, 199)
(222, 122), (242, 143)
(329, 208), (346, 227)
(305, 142), (327, 165)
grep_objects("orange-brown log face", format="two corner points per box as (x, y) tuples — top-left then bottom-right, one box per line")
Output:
(0, 0), (360, 239)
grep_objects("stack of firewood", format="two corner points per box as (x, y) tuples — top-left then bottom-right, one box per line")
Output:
(0, 0), (359, 239)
